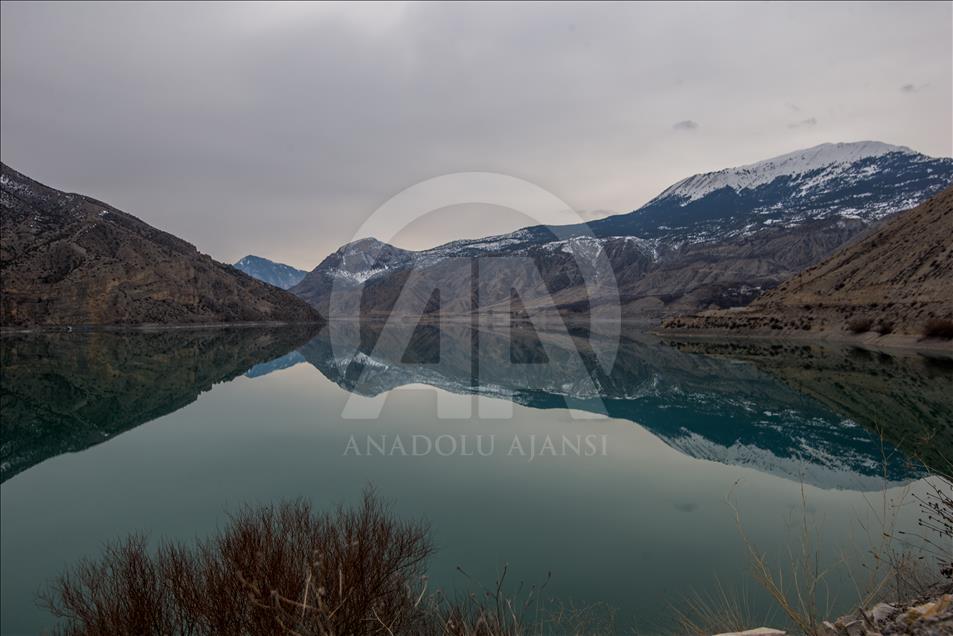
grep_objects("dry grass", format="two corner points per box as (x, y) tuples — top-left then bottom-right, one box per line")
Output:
(674, 579), (768, 635)
(427, 566), (615, 636)
(727, 481), (838, 636)
(716, 453), (953, 636)
(901, 474), (953, 585)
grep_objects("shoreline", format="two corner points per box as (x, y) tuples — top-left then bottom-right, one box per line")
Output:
(0, 320), (325, 336)
(656, 327), (953, 357)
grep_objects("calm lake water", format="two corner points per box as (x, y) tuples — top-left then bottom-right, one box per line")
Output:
(1, 324), (951, 634)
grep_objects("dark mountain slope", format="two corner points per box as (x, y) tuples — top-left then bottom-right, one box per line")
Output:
(0, 163), (322, 327)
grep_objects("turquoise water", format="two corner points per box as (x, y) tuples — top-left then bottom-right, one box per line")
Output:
(1, 326), (949, 634)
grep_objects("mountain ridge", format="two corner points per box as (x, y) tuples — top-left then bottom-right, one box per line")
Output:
(291, 141), (953, 321)
(0, 163), (323, 327)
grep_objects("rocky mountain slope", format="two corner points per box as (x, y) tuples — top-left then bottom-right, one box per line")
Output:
(292, 142), (953, 321)
(0, 163), (322, 327)
(233, 255), (307, 290)
(663, 185), (953, 338)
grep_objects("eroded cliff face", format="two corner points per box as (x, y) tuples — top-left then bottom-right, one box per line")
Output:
(0, 163), (322, 327)
(0, 325), (321, 481)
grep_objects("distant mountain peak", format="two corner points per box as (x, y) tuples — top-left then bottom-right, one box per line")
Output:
(343, 237), (390, 251)
(232, 254), (307, 290)
(652, 141), (921, 204)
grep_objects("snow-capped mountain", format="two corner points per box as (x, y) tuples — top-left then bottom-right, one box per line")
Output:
(588, 141), (953, 243)
(291, 141), (953, 319)
(651, 141), (914, 204)
(233, 255), (308, 290)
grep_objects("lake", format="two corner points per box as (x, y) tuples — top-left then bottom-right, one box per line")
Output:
(1, 323), (950, 634)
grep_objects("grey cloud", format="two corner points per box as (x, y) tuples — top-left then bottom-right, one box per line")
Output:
(673, 120), (699, 131)
(901, 83), (929, 93)
(788, 117), (818, 129)
(1, 2), (950, 269)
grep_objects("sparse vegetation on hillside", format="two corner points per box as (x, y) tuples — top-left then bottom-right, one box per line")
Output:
(923, 318), (953, 340)
(846, 317), (874, 334)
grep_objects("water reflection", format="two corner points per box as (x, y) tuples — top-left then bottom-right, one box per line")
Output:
(2, 323), (948, 489)
(0, 326), (319, 482)
(298, 322), (948, 489)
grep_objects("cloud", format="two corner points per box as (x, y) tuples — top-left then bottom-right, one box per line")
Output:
(0, 2), (950, 267)
(900, 83), (929, 94)
(788, 117), (818, 129)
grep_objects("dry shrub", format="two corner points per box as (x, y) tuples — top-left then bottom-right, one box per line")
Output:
(874, 320), (895, 336)
(41, 493), (613, 636)
(846, 317), (874, 334)
(923, 318), (953, 340)
(41, 490), (434, 635)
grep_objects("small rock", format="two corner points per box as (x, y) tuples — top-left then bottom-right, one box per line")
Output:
(713, 629), (786, 636)
(819, 620), (841, 636)
(867, 602), (897, 624)
(841, 619), (868, 636)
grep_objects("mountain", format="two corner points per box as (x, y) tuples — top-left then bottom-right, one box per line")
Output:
(233, 255), (307, 290)
(291, 142), (953, 321)
(588, 141), (947, 242)
(663, 185), (953, 338)
(0, 163), (322, 327)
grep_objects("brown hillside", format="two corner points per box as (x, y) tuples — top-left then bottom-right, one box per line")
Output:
(0, 163), (323, 327)
(663, 185), (953, 339)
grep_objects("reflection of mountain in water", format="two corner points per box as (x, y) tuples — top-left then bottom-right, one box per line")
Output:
(666, 340), (953, 480)
(297, 323), (937, 489)
(245, 351), (306, 378)
(0, 326), (319, 482)
(4, 322), (943, 491)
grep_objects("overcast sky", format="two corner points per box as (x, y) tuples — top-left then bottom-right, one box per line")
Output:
(2, 1), (951, 269)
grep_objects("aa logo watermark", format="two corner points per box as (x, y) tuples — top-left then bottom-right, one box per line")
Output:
(326, 172), (623, 422)
(343, 434), (609, 461)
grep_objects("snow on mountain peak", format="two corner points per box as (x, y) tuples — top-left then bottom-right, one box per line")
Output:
(654, 141), (917, 203)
